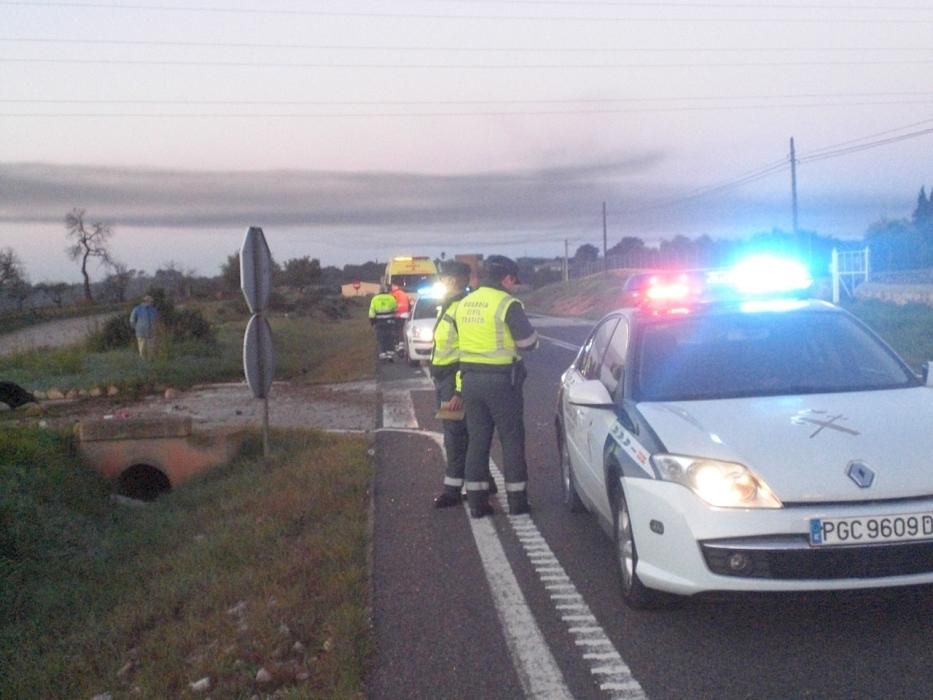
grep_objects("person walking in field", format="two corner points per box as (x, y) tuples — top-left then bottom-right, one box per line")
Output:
(129, 294), (158, 360)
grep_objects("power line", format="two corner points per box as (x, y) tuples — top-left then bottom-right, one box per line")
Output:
(2, 37), (931, 53)
(5, 57), (933, 69)
(2, 92), (930, 107)
(2, 1), (932, 23)
(625, 115), (933, 215)
(5, 99), (933, 118)
(424, 0), (933, 9)
(799, 126), (933, 164)
(799, 115), (933, 157)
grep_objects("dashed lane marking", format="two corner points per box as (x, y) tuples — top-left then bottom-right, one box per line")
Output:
(379, 382), (648, 700)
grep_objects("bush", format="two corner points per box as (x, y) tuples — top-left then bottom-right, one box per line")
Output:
(169, 307), (215, 344)
(86, 312), (134, 352)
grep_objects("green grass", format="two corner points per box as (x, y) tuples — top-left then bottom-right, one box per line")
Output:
(842, 299), (933, 369)
(1, 428), (372, 699)
(0, 300), (375, 394)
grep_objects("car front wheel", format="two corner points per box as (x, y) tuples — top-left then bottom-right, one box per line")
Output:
(559, 436), (585, 513)
(612, 480), (674, 610)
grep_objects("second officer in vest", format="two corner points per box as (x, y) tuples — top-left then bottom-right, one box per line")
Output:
(454, 255), (539, 517)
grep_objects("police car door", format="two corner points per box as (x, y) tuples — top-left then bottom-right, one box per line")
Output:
(564, 317), (619, 508)
(580, 317), (629, 514)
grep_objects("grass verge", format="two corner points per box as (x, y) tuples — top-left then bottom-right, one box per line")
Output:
(0, 300), (375, 394)
(1, 427), (372, 699)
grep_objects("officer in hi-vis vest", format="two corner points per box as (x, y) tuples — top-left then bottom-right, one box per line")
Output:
(430, 260), (496, 508)
(454, 255), (538, 518)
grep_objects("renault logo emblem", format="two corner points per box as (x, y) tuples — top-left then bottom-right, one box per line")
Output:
(846, 461), (875, 488)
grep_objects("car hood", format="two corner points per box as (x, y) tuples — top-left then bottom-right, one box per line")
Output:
(637, 387), (933, 503)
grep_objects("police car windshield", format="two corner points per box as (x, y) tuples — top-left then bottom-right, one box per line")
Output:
(635, 308), (917, 402)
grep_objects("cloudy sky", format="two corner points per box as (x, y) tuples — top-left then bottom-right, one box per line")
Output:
(1, 0), (932, 282)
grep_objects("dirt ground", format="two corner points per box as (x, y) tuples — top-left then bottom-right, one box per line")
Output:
(4, 380), (378, 434)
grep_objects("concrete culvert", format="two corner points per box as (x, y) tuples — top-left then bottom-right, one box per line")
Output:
(118, 464), (171, 501)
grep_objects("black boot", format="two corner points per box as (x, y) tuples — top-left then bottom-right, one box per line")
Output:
(507, 491), (530, 515)
(467, 491), (494, 519)
(433, 487), (462, 509)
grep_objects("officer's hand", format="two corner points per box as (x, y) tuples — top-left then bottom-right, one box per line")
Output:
(447, 394), (463, 411)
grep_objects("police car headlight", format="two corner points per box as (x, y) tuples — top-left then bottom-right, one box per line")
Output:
(652, 455), (782, 508)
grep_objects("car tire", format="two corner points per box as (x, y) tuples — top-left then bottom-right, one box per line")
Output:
(408, 356), (420, 367)
(559, 437), (585, 513)
(611, 479), (675, 610)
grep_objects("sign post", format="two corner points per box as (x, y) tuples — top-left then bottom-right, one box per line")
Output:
(240, 226), (275, 456)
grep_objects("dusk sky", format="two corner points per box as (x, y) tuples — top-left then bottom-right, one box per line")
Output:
(2, 0), (932, 283)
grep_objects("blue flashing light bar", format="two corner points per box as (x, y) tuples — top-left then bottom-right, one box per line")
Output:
(720, 255), (812, 296)
(418, 281), (449, 298)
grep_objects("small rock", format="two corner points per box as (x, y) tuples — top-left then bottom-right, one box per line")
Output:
(47, 388), (65, 400)
(322, 638), (333, 652)
(164, 387), (179, 399)
(278, 623), (290, 636)
(91, 693), (113, 700)
(78, 388), (89, 398)
(292, 641), (305, 654)
(65, 389), (79, 400)
(227, 601), (247, 616)
(189, 676), (211, 693)
(107, 385), (119, 396)
(0, 404), (9, 413)
(255, 667), (273, 683)
(32, 389), (47, 400)
(295, 670), (311, 682)
(24, 403), (44, 416)
(89, 387), (103, 397)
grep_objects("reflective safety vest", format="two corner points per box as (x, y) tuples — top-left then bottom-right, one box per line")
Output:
(369, 293), (397, 319)
(431, 298), (460, 367)
(454, 286), (520, 366)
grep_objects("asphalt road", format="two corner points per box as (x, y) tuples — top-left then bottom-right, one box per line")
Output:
(368, 314), (933, 700)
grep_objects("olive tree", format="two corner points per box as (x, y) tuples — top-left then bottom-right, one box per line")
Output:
(65, 208), (114, 302)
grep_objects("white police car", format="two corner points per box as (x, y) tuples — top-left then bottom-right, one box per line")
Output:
(556, 256), (933, 608)
(404, 290), (444, 366)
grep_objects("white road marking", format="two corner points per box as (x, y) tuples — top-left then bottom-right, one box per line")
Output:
(380, 383), (648, 700)
(390, 427), (573, 700)
(381, 376), (431, 428)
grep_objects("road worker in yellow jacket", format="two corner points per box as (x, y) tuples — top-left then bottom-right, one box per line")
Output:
(454, 255), (538, 517)
(368, 286), (398, 361)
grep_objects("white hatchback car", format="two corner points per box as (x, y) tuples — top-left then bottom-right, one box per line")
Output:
(404, 294), (443, 366)
(556, 259), (933, 608)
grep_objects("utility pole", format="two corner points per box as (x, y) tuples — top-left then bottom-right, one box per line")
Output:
(790, 136), (811, 262)
(790, 137), (799, 236)
(563, 239), (569, 282)
(602, 202), (608, 274)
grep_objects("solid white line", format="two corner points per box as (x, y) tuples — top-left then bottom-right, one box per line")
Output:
(406, 429), (573, 700)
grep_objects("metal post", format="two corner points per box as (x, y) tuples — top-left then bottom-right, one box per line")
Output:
(602, 202), (608, 274)
(262, 396), (270, 457)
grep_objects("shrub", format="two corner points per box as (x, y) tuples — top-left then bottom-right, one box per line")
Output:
(86, 313), (133, 352)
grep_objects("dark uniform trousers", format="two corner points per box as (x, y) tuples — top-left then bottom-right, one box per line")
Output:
(434, 370), (468, 484)
(461, 368), (528, 491)
(374, 318), (395, 354)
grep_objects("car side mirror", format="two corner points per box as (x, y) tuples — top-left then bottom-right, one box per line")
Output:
(567, 379), (615, 408)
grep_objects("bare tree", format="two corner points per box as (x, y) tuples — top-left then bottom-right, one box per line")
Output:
(65, 208), (113, 302)
(1, 246), (22, 286)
